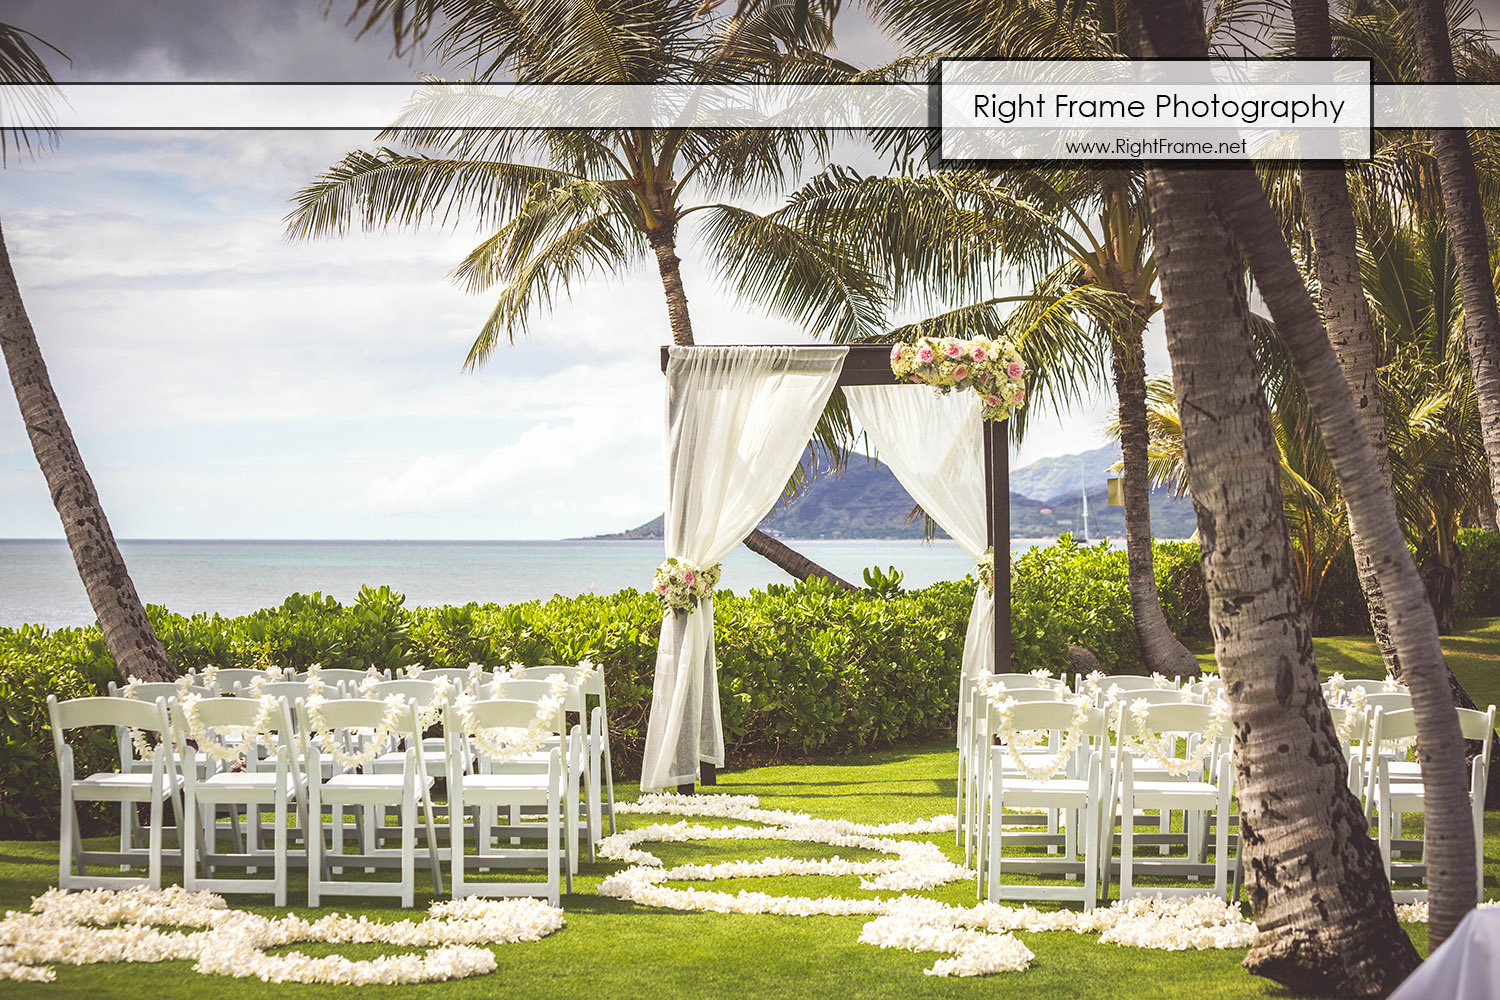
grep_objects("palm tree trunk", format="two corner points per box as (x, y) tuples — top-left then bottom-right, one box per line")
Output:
(1410, 0), (1500, 532)
(1111, 308), (1199, 677)
(1144, 162), (1419, 997)
(1290, 0), (1403, 675)
(0, 220), (174, 683)
(650, 218), (854, 590)
(1213, 168), (1477, 946)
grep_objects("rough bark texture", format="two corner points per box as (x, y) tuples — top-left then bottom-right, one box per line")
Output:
(1215, 171), (1477, 950)
(1111, 309), (1200, 677)
(1291, 0), (1499, 808)
(1290, 0), (1401, 674)
(0, 221), (175, 683)
(1145, 161), (1420, 1000)
(1409, 0), (1500, 532)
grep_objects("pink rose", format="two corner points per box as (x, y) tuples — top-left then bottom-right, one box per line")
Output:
(952, 364), (969, 381)
(683, 569), (695, 585)
(656, 584), (668, 595)
(890, 344), (903, 362)
(911, 375), (923, 383)
(1012, 390), (1025, 404)
(1006, 361), (1024, 379)
(969, 345), (988, 362)
(916, 345), (934, 363)
(944, 342), (963, 359)
(985, 395), (1001, 407)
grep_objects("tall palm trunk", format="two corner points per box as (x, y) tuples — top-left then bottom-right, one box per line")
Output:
(1290, 0), (1401, 673)
(0, 221), (174, 683)
(1292, 0), (1500, 809)
(648, 212), (854, 590)
(1111, 306), (1199, 677)
(1410, 0), (1500, 530)
(1145, 162), (1418, 997)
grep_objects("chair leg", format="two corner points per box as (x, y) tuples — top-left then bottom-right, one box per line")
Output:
(1083, 796), (1099, 911)
(307, 790), (323, 908)
(401, 791), (415, 910)
(1214, 790), (1230, 901)
(183, 795), (200, 893)
(1120, 786), (1135, 900)
(450, 788), (466, 899)
(148, 795), (164, 890)
(59, 792), (77, 888)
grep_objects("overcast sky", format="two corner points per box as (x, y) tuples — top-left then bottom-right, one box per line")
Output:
(1, 1), (1148, 540)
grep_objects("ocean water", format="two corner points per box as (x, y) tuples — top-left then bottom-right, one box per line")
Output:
(0, 538), (1059, 629)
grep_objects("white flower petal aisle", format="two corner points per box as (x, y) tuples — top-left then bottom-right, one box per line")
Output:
(0, 886), (563, 984)
(602, 793), (1265, 977)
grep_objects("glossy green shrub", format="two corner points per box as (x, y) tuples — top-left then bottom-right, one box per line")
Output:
(0, 626), (117, 838)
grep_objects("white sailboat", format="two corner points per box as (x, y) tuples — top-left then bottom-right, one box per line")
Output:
(1079, 461), (1090, 544)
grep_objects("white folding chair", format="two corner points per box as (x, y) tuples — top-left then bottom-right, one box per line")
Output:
(47, 695), (180, 890)
(300, 697), (443, 908)
(979, 697), (1110, 909)
(172, 694), (304, 906)
(446, 698), (571, 904)
(491, 677), (591, 865)
(212, 669), (280, 692)
(514, 665), (616, 838)
(1368, 705), (1495, 900)
(963, 677), (1064, 865)
(1115, 700), (1235, 901)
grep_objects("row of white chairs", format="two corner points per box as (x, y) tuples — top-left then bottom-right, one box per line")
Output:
(50, 666), (613, 908)
(967, 680), (1237, 911)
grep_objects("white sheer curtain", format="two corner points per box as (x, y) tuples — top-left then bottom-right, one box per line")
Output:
(641, 345), (848, 792)
(844, 385), (994, 679)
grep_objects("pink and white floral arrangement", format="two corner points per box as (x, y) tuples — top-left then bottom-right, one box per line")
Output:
(652, 557), (722, 615)
(889, 336), (1027, 422)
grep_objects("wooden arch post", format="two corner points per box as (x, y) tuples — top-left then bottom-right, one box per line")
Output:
(660, 344), (1013, 794)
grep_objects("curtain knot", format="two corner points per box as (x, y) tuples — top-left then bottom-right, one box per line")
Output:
(653, 558), (722, 615)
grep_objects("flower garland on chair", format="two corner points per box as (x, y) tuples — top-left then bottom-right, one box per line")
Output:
(451, 663), (597, 763)
(178, 693), (282, 763)
(652, 558), (721, 615)
(1126, 698), (1232, 778)
(983, 692), (1093, 781)
(118, 676), (173, 763)
(304, 694), (406, 771)
(889, 336), (1027, 422)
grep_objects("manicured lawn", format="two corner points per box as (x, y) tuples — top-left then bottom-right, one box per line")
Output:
(6, 620), (1499, 998)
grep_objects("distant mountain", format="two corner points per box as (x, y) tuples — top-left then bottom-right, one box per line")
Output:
(1009, 443), (1121, 502)
(593, 446), (1198, 540)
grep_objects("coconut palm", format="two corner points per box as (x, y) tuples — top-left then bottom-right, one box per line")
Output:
(1133, 0), (1476, 953)
(1138, 154), (1420, 1000)
(0, 23), (175, 682)
(292, 0), (884, 585)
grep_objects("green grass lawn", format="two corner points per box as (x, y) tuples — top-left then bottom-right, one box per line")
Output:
(5, 620), (1500, 999)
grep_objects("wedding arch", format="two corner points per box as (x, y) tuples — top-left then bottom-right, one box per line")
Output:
(643, 343), (1017, 795)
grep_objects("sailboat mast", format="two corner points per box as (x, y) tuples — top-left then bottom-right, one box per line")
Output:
(1080, 461), (1090, 542)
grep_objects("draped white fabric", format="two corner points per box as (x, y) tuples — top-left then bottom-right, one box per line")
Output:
(844, 385), (995, 680)
(641, 345), (848, 792)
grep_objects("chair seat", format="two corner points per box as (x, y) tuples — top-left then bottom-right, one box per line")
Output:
(320, 772), (433, 804)
(1128, 779), (1219, 799)
(195, 772), (298, 802)
(73, 771), (180, 802)
(993, 777), (1092, 808)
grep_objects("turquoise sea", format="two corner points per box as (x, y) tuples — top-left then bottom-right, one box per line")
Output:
(0, 538), (1067, 629)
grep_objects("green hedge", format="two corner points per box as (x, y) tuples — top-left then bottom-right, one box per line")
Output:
(0, 539), (1220, 839)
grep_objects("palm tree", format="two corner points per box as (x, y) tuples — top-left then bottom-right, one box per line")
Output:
(1289, 0), (1401, 675)
(1139, 156), (1420, 999)
(0, 23), (175, 683)
(292, 0), (886, 586)
(1405, 0), (1500, 533)
(1134, 0), (1477, 952)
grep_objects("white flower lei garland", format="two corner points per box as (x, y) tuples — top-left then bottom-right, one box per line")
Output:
(118, 676), (193, 763)
(601, 794), (1265, 977)
(304, 694), (406, 771)
(452, 662), (597, 763)
(178, 693), (282, 762)
(0, 886), (563, 984)
(1126, 698), (1233, 778)
(982, 691), (1093, 782)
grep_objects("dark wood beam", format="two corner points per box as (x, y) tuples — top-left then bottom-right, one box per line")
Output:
(659, 343), (902, 386)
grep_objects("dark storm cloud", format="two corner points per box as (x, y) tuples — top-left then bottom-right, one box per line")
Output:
(4, 0), (442, 81)
(8, 0), (895, 82)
